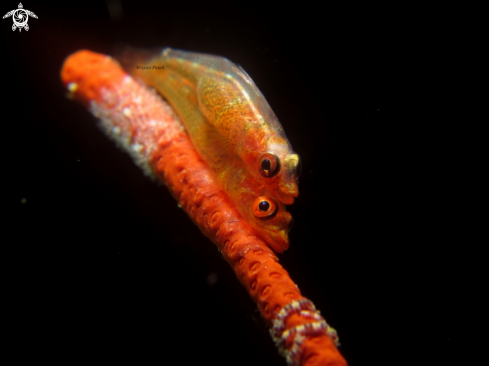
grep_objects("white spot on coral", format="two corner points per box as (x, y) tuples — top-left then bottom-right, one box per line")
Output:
(131, 143), (143, 152)
(67, 82), (78, 92)
(122, 107), (131, 117)
(112, 126), (121, 135)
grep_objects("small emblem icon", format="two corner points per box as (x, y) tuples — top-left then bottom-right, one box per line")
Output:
(3, 3), (38, 32)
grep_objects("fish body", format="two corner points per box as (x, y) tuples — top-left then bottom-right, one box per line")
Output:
(127, 48), (300, 205)
(126, 59), (292, 251)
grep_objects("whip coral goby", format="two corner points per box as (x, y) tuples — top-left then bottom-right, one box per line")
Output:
(60, 50), (346, 366)
(119, 47), (301, 205)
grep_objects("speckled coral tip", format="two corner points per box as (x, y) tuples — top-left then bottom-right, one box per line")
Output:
(61, 50), (127, 106)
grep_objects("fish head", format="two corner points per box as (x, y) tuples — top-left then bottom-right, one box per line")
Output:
(245, 194), (293, 253)
(257, 137), (301, 205)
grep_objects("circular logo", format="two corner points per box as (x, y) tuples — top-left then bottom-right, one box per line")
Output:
(12, 9), (28, 28)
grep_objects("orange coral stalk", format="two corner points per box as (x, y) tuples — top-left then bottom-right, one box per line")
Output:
(60, 50), (347, 366)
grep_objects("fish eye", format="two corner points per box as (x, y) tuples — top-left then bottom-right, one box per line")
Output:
(258, 152), (279, 178)
(252, 196), (278, 218)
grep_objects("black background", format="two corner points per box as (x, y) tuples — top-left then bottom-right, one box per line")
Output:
(2, 1), (482, 365)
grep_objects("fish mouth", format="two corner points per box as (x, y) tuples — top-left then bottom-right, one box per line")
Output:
(278, 185), (299, 205)
(262, 229), (289, 253)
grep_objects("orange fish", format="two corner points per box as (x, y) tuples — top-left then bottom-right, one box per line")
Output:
(121, 47), (301, 205)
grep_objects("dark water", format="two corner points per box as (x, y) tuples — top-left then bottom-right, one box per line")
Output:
(3, 2), (481, 365)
